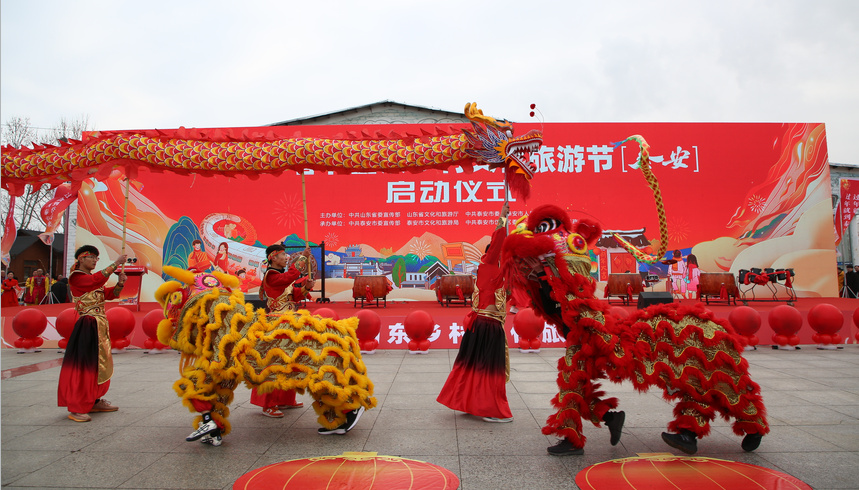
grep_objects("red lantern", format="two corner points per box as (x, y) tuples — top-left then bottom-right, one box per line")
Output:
(355, 309), (381, 353)
(512, 307), (545, 352)
(107, 307), (136, 352)
(142, 309), (169, 352)
(56, 308), (78, 349)
(728, 306), (761, 349)
(234, 452), (459, 489)
(575, 455), (810, 489)
(404, 310), (434, 353)
(12, 308), (48, 352)
(768, 305), (802, 349)
(808, 303), (844, 349)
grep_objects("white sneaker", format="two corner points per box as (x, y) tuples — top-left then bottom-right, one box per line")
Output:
(483, 417), (514, 423)
(186, 418), (219, 441)
(200, 431), (222, 446)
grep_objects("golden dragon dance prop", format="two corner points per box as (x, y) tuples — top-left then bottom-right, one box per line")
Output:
(1, 103), (543, 200)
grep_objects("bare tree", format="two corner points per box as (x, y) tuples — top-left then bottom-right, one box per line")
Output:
(1, 115), (92, 235)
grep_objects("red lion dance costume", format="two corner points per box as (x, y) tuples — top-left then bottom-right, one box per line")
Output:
(501, 137), (768, 456)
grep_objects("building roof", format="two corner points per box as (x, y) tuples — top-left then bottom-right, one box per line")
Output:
(269, 100), (471, 126)
(10, 230), (64, 255)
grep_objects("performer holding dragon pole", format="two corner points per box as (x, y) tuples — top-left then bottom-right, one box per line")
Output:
(58, 246), (127, 422)
(437, 202), (514, 422)
(248, 244), (311, 418)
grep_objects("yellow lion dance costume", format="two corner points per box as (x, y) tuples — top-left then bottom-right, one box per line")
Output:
(154, 266), (376, 444)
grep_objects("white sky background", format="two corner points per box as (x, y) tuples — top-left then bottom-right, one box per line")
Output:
(2, 0), (857, 163)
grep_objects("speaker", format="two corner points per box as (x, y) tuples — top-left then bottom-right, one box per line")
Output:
(637, 291), (674, 309)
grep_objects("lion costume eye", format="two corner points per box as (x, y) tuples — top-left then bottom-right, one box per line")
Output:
(535, 218), (563, 234)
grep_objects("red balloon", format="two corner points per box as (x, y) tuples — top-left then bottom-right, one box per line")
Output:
(355, 309), (381, 341)
(530, 103), (536, 109)
(56, 308), (79, 340)
(12, 308), (48, 338)
(142, 309), (165, 339)
(728, 306), (761, 336)
(513, 308), (544, 340)
(768, 305), (802, 336)
(808, 303), (844, 336)
(853, 307), (859, 328)
(404, 310), (434, 341)
(107, 307), (136, 339)
(314, 308), (339, 320)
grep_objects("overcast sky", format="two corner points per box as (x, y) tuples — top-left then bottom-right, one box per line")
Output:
(2, 0), (857, 163)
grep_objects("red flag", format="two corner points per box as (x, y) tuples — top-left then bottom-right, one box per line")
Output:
(2, 196), (17, 266)
(837, 179), (859, 245)
(38, 183), (76, 246)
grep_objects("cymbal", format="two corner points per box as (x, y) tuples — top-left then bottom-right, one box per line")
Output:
(660, 259), (678, 265)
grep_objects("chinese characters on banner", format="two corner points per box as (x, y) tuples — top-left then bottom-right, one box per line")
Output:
(837, 179), (859, 244)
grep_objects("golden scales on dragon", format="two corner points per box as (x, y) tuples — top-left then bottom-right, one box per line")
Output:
(2, 103), (767, 453)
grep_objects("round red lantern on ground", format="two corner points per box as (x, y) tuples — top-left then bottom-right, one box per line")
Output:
(313, 307), (339, 320)
(768, 305), (802, 350)
(142, 309), (169, 352)
(404, 310), (434, 354)
(728, 305), (761, 350)
(234, 452), (459, 489)
(512, 307), (545, 352)
(355, 309), (381, 354)
(12, 308), (48, 352)
(107, 307), (136, 352)
(55, 308), (79, 350)
(808, 303), (844, 349)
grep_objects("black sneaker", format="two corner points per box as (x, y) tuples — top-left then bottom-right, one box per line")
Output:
(317, 425), (347, 435)
(186, 413), (219, 442)
(604, 411), (625, 446)
(661, 429), (698, 454)
(344, 406), (365, 432)
(741, 432), (763, 452)
(547, 438), (584, 456)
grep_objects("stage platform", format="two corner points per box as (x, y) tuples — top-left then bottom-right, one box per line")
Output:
(2, 297), (857, 350)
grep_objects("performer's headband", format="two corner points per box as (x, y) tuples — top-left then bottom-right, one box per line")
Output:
(76, 252), (99, 260)
(267, 250), (284, 262)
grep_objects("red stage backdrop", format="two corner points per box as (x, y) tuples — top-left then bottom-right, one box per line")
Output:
(71, 121), (838, 311)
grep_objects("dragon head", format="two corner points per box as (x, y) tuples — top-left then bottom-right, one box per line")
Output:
(462, 102), (542, 201)
(502, 204), (603, 330)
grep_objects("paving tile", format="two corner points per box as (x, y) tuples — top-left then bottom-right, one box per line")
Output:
(2, 345), (858, 489)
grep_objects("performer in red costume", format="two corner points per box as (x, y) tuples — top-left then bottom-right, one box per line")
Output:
(57, 245), (127, 422)
(249, 244), (310, 418)
(2, 271), (20, 307)
(187, 240), (212, 273)
(26, 269), (51, 305)
(437, 203), (514, 422)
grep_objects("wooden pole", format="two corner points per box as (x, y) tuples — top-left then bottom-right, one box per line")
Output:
(120, 176), (130, 272)
(301, 173), (309, 244)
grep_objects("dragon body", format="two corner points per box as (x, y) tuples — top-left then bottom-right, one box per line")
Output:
(501, 138), (768, 454)
(1, 103), (542, 200)
(154, 266), (375, 437)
